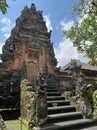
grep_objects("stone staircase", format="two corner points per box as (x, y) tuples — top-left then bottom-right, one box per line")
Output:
(37, 85), (96, 130)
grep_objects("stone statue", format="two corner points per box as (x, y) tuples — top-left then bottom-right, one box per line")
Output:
(68, 59), (92, 117)
(76, 71), (92, 117)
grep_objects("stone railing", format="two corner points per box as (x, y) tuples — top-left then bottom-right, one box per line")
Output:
(59, 60), (96, 118)
(20, 78), (48, 129)
(60, 75), (96, 118)
(59, 75), (96, 90)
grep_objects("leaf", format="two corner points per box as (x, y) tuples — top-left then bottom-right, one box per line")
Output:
(64, 0), (97, 65)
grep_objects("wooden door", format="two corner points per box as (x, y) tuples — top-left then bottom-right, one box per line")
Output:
(27, 49), (39, 83)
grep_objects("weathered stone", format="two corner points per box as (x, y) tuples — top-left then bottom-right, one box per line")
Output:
(67, 59), (92, 118)
(0, 3), (57, 111)
(0, 114), (8, 130)
(21, 75), (48, 129)
(0, 70), (21, 108)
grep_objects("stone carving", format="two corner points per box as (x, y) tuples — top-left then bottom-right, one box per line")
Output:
(68, 59), (92, 117)
(21, 79), (36, 129)
(21, 67), (48, 129)
(76, 72), (92, 117)
(13, 3), (49, 40)
(31, 65), (49, 127)
(0, 69), (21, 108)
(0, 114), (8, 130)
(28, 39), (41, 50)
(48, 43), (57, 67)
(1, 36), (18, 62)
(31, 85), (47, 127)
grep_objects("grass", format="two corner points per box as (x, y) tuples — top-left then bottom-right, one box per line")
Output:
(5, 119), (28, 130)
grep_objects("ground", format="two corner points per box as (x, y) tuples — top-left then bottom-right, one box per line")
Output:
(5, 120), (27, 130)
(5, 120), (97, 130)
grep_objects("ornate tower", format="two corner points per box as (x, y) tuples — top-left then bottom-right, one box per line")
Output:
(1, 4), (57, 83)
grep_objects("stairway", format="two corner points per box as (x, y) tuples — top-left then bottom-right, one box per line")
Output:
(36, 85), (96, 130)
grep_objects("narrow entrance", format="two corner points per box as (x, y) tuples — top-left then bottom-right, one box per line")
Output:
(27, 49), (39, 83)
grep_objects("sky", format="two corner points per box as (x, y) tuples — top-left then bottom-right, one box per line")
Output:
(0, 0), (89, 67)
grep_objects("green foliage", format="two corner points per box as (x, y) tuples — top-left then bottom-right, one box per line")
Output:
(5, 119), (27, 130)
(93, 90), (97, 118)
(72, 0), (86, 17)
(93, 90), (97, 108)
(0, 0), (32, 14)
(64, 0), (97, 66)
(0, 0), (16, 14)
(95, 78), (97, 85)
(0, 0), (9, 14)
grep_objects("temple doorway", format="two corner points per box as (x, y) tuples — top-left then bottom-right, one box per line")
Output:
(27, 49), (39, 83)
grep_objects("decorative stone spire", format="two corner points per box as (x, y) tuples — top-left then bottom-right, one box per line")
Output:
(1, 3), (57, 72)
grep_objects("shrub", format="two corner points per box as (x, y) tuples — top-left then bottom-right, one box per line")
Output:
(93, 90), (97, 118)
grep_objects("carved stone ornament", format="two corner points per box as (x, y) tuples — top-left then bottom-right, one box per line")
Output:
(68, 59), (92, 117)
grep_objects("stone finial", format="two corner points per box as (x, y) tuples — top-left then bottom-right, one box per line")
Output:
(31, 3), (36, 11)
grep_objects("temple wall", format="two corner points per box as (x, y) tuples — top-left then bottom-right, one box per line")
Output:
(22, 43), (26, 62)
(47, 62), (51, 72)
(7, 62), (13, 71)
(13, 57), (20, 70)
(13, 42), (26, 70)
(47, 61), (54, 74)
(42, 46), (46, 68)
(41, 44), (54, 74)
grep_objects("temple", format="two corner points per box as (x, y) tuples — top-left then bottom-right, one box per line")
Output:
(0, 4), (58, 110)
(62, 59), (97, 77)
(0, 3), (57, 83)
(0, 3), (97, 130)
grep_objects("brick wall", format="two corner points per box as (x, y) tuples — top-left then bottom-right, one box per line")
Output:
(42, 46), (46, 68)
(22, 43), (26, 62)
(13, 57), (19, 70)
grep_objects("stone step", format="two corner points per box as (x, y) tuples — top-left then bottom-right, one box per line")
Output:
(48, 112), (83, 123)
(46, 92), (61, 96)
(48, 105), (76, 114)
(47, 85), (54, 87)
(37, 119), (96, 130)
(46, 87), (57, 90)
(82, 126), (97, 130)
(46, 89), (58, 92)
(47, 100), (70, 107)
(47, 96), (65, 101)
(42, 86), (96, 130)
(47, 85), (57, 88)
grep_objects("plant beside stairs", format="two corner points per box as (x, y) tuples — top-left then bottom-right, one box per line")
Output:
(93, 90), (97, 119)
(92, 78), (97, 119)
